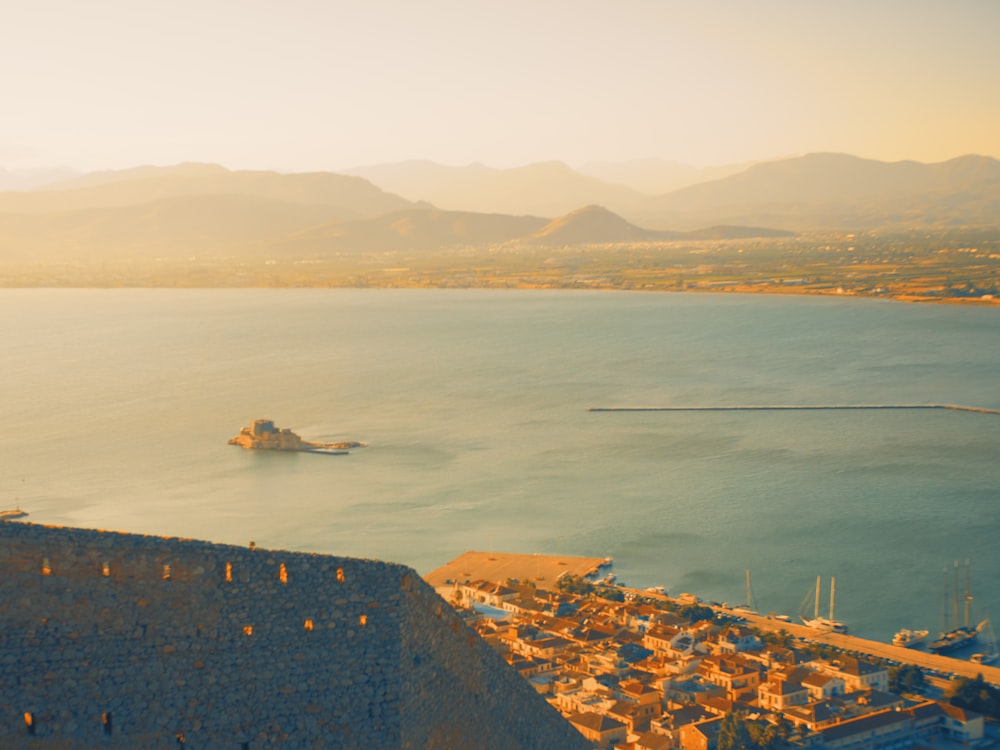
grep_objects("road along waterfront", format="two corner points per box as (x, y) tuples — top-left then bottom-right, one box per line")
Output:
(625, 586), (1000, 685)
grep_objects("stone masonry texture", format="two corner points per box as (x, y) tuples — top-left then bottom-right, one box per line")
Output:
(0, 521), (590, 749)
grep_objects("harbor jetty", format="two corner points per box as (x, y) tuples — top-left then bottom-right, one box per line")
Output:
(424, 550), (610, 589)
(589, 404), (1000, 416)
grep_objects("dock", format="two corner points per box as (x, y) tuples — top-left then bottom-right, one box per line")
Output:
(589, 404), (1000, 416)
(423, 551), (610, 589)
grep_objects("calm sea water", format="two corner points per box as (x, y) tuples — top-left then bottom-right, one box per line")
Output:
(2, 289), (998, 642)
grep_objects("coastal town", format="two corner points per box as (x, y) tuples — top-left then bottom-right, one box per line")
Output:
(426, 552), (999, 750)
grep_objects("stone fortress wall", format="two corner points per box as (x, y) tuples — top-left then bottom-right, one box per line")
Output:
(0, 521), (589, 749)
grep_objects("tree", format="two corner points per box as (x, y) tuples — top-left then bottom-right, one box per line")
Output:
(554, 575), (595, 597)
(718, 712), (754, 750)
(948, 674), (1000, 720)
(595, 586), (625, 602)
(889, 663), (925, 693)
(760, 628), (793, 649)
(680, 603), (715, 622)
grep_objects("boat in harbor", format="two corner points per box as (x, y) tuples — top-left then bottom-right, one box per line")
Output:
(800, 575), (847, 633)
(928, 561), (982, 654)
(0, 500), (27, 520)
(929, 622), (984, 654)
(971, 620), (999, 665)
(892, 628), (929, 648)
(229, 419), (364, 454)
(733, 569), (759, 615)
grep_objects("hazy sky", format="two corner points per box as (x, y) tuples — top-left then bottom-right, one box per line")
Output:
(4, 0), (999, 172)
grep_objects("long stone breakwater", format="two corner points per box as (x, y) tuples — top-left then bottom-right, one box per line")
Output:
(589, 404), (1000, 415)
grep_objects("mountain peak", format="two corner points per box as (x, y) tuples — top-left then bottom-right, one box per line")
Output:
(533, 204), (666, 244)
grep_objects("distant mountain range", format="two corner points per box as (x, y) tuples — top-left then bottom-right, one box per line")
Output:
(340, 160), (646, 219)
(346, 153), (1000, 231)
(1, 154), (997, 262)
(628, 152), (1000, 230)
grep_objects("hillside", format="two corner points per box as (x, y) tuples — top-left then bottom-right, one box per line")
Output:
(0, 194), (362, 260)
(0, 164), (422, 260)
(530, 205), (683, 244)
(343, 160), (648, 217)
(0, 163), (416, 217)
(262, 209), (550, 255)
(577, 157), (751, 194)
(631, 153), (1000, 230)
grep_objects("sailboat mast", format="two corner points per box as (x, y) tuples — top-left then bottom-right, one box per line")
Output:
(830, 577), (836, 621)
(814, 575), (821, 620)
(954, 561), (961, 631)
(746, 569), (752, 610)
(942, 567), (951, 631)
(964, 560), (972, 629)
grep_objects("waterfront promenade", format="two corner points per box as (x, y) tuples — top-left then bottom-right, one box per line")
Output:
(663, 592), (1000, 684)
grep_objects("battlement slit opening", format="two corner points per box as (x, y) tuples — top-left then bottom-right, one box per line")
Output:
(279, 562), (288, 584)
(102, 711), (112, 735)
(42, 557), (51, 576)
(336, 567), (345, 582)
(24, 712), (35, 735)
(225, 562), (233, 583)
(162, 564), (172, 580)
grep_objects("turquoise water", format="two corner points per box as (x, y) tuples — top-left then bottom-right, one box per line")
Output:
(2, 288), (998, 641)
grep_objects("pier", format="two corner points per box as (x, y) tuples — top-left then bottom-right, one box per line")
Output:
(424, 551), (610, 589)
(589, 404), (1000, 416)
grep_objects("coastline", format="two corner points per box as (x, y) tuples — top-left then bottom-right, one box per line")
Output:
(0, 279), (997, 306)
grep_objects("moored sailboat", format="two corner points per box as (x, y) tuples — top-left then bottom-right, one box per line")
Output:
(800, 575), (847, 633)
(928, 561), (981, 654)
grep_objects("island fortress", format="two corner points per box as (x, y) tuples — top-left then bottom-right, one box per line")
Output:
(229, 418), (364, 453)
(0, 521), (589, 749)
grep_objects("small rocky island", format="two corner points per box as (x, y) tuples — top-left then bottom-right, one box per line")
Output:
(229, 419), (364, 454)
